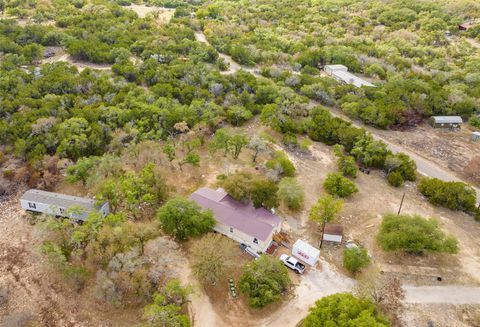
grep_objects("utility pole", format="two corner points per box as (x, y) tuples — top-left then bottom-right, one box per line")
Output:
(397, 192), (405, 216)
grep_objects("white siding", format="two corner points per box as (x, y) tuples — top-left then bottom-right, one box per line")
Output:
(213, 222), (273, 253)
(323, 233), (342, 243)
(21, 199), (90, 221)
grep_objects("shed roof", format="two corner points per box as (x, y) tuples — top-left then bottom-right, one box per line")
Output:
(189, 188), (282, 241)
(432, 116), (463, 124)
(324, 223), (343, 236)
(21, 189), (97, 211)
(331, 70), (375, 88)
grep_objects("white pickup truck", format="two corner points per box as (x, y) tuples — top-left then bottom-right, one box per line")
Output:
(280, 254), (306, 274)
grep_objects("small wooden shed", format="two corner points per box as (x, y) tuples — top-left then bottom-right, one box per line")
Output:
(430, 116), (463, 129)
(323, 223), (343, 243)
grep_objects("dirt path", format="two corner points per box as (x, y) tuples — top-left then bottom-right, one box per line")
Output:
(260, 260), (355, 327)
(194, 31), (260, 77)
(466, 38), (480, 49)
(41, 48), (112, 72)
(404, 285), (480, 304)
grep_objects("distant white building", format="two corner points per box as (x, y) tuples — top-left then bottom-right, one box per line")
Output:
(20, 189), (110, 221)
(324, 64), (375, 88)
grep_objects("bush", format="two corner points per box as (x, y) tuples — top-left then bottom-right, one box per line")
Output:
(156, 198), (215, 241)
(266, 151), (296, 177)
(238, 255), (291, 308)
(387, 171), (404, 187)
(277, 177), (305, 210)
(417, 178), (476, 212)
(377, 214), (458, 254)
(343, 247), (371, 274)
(323, 173), (358, 197)
(303, 293), (389, 327)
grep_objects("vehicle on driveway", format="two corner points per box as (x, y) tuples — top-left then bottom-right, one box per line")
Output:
(240, 243), (260, 258)
(280, 254), (306, 274)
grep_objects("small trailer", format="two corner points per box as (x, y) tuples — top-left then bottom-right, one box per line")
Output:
(292, 240), (320, 266)
(20, 189), (109, 221)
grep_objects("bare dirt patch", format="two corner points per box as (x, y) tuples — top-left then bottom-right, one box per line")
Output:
(375, 123), (480, 187)
(41, 47), (112, 72)
(126, 4), (175, 25)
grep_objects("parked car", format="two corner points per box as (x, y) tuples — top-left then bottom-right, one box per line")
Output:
(280, 254), (305, 274)
(240, 243), (260, 258)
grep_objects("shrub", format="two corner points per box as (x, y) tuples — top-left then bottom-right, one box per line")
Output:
(343, 247), (371, 274)
(277, 177), (305, 210)
(238, 255), (291, 308)
(323, 173), (358, 197)
(156, 198), (215, 241)
(377, 214), (458, 254)
(417, 178), (476, 212)
(387, 171), (404, 187)
(303, 293), (389, 327)
(266, 151), (296, 177)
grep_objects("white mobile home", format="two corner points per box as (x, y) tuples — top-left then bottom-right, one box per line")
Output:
(324, 64), (375, 88)
(189, 188), (282, 253)
(20, 189), (109, 221)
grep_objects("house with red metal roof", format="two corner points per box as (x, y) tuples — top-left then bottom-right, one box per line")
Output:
(189, 187), (282, 252)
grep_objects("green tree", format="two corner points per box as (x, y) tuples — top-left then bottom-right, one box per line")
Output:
(351, 135), (390, 169)
(238, 255), (291, 308)
(66, 156), (98, 186)
(247, 136), (268, 163)
(142, 280), (192, 327)
(387, 171), (404, 187)
(303, 293), (389, 327)
(343, 247), (371, 274)
(230, 134), (248, 159)
(250, 178), (279, 209)
(377, 214), (458, 254)
(309, 195), (344, 223)
(163, 143), (176, 162)
(221, 171), (252, 202)
(209, 128), (231, 156)
(417, 178), (476, 212)
(277, 177), (305, 210)
(226, 105), (253, 126)
(323, 173), (358, 197)
(333, 145), (357, 177)
(156, 198), (215, 241)
(191, 233), (236, 286)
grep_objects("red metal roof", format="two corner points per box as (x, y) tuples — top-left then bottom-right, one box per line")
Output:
(189, 188), (282, 241)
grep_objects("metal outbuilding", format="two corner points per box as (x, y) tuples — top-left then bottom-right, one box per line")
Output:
(430, 116), (463, 129)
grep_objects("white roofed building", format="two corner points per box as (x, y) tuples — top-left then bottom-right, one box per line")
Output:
(324, 64), (375, 88)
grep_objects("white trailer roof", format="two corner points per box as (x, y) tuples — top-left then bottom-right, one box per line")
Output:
(293, 239), (320, 259)
(432, 116), (463, 124)
(332, 70), (375, 88)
